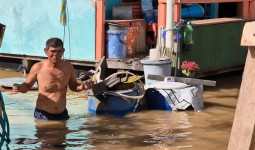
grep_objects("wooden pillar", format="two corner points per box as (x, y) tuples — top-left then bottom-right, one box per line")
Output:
(96, 0), (105, 60)
(228, 22), (255, 150)
(158, 1), (167, 29)
(249, 1), (255, 19)
(158, 0), (181, 30)
(243, 1), (250, 18)
(174, 3), (181, 22)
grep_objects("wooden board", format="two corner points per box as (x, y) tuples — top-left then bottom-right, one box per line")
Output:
(147, 74), (216, 86)
(241, 21), (255, 46)
(106, 58), (143, 71)
(95, 56), (107, 81)
(228, 47), (255, 149)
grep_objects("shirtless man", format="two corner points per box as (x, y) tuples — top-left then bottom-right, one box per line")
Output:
(12, 38), (93, 120)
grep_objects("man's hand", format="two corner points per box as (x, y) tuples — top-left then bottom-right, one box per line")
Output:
(12, 83), (21, 94)
(83, 80), (94, 90)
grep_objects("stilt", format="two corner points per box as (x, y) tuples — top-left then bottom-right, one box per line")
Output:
(228, 22), (255, 150)
(21, 59), (35, 73)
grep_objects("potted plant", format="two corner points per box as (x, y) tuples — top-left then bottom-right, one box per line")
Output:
(180, 61), (200, 78)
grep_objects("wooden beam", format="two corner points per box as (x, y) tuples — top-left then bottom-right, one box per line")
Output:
(228, 47), (255, 150)
(249, 1), (255, 19)
(228, 22), (255, 150)
(158, 2), (167, 29)
(237, 2), (243, 18)
(176, 0), (252, 3)
(243, 1), (250, 18)
(106, 58), (143, 71)
(96, 0), (105, 60)
(174, 3), (181, 22)
(241, 22), (255, 46)
(147, 74), (216, 86)
(159, 0), (252, 3)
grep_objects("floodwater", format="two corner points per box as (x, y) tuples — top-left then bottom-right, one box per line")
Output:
(0, 62), (241, 150)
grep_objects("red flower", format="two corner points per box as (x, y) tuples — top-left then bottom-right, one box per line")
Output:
(181, 61), (200, 72)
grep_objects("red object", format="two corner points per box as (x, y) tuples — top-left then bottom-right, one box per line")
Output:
(181, 61), (200, 72)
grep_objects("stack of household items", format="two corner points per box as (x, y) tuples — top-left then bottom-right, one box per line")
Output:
(87, 56), (145, 116)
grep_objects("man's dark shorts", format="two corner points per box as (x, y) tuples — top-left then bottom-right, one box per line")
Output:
(34, 108), (69, 120)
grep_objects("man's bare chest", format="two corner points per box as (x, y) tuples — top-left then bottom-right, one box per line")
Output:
(37, 69), (70, 91)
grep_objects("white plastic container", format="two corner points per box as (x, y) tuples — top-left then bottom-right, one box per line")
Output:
(141, 58), (172, 83)
(149, 48), (160, 59)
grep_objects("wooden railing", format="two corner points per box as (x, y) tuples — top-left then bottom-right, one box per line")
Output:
(159, 0), (253, 3)
(158, 0), (255, 28)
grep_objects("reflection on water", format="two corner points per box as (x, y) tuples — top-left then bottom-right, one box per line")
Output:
(35, 120), (68, 149)
(0, 68), (242, 150)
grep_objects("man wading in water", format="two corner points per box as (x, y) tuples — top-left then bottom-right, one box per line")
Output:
(12, 38), (94, 120)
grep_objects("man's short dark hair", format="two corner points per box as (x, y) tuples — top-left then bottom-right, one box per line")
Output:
(45, 38), (63, 50)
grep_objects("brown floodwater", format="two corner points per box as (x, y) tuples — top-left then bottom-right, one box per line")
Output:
(0, 62), (241, 150)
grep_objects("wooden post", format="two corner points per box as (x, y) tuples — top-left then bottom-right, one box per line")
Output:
(96, 0), (105, 60)
(174, 3), (181, 22)
(228, 22), (255, 150)
(165, 0), (175, 51)
(158, 1), (167, 29)
(249, 1), (255, 19)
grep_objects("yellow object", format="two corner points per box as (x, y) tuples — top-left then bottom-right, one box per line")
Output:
(182, 69), (195, 78)
(60, 0), (67, 25)
(123, 75), (143, 83)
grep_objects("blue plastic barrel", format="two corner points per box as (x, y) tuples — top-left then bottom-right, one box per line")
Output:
(182, 4), (204, 18)
(106, 30), (128, 59)
(146, 89), (172, 111)
(88, 83), (141, 116)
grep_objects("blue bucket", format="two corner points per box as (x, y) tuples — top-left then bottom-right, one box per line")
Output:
(142, 10), (154, 24)
(88, 83), (141, 116)
(106, 30), (128, 59)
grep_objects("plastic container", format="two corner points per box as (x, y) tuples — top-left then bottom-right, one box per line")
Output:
(106, 29), (128, 59)
(107, 19), (146, 55)
(145, 83), (204, 111)
(182, 4), (204, 18)
(145, 80), (188, 111)
(141, 58), (172, 83)
(142, 10), (154, 24)
(88, 83), (141, 116)
(107, 22), (128, 31)
(146, 89), (172, 110)
(141, 0), (153, 12)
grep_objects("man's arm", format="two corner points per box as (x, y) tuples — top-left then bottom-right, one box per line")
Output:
(13, 63), (39, 93)
(68, 65), (93, 92)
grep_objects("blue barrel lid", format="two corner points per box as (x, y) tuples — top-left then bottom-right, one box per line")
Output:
(141, 58), (172, 65)
(107, 30), (128, 34)
(108, 22), (128, 31)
